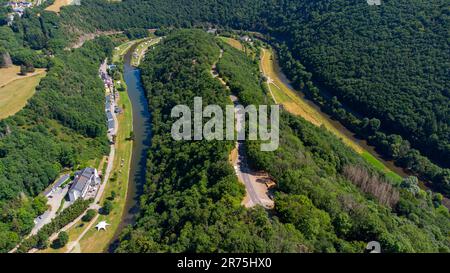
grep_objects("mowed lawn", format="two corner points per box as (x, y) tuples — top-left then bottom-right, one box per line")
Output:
(131, 37), (161, 67)
(77, 81), (133, 253)
(0, 67), (46, 119)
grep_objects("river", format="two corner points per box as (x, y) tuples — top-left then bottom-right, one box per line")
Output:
(269, 52), (411, 179)
(268, 48), (450, 208)
(109, 44), (152, 251)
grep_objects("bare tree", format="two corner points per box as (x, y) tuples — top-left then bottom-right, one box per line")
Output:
(343, 165), (399, 207)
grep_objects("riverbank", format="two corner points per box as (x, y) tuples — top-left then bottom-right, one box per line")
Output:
(260, 46), (403, 182)
(69, 77), (133, 253)
(220, 36), (404, 182)
(110, 41), (153, 246)
(38, 43), (135, 253)
(65, 45), (137, 252)
(131, 37), (161, 66)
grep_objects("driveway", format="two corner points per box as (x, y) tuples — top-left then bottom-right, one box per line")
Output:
(31, 186), (69, 235)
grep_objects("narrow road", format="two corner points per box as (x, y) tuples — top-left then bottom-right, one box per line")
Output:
(30, 187), (69, 235)
(212, 48), (274, 209)
(27, 59), (119, 253)
(65, 214), (99, 253)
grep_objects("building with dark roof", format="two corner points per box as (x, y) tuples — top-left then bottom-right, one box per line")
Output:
(43, 174), (70, 197)
(68, 168), (101, 202)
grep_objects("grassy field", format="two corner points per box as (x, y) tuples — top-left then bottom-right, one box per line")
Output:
(131, 37), (161, 67)
(0, 66), (46, 88)
(45, 0), (72, 13)
(259, 47), (402, 182)
(219, 37), (244, 51)
(0, 68), (46, 120)
(112, 39), (142, 63)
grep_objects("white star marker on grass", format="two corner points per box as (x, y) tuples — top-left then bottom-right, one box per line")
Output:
(95, 221), (110, 231)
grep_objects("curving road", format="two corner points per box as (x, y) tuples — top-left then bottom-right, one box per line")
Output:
(212, 48), (273, 209)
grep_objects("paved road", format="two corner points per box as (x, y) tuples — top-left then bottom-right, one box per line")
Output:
(27, 59), (119, 253)
(31, 187), (69, 235)
(213, 49), (273, 209)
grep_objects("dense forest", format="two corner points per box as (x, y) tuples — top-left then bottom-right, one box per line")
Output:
(117, 30), (450, 252)
(217, 39), (450, 252)
(49, 0), (450, 195)
(0, 36), (113, 252)
(0, 0), (448, 253)
(117, 30), (307, 252)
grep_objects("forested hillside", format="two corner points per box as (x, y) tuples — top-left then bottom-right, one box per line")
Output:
(53, 0), (450, 196)
(117, 30), (450, 253)
(0, 0), (448, 253)
(217, 41), (450, 252)
(116, 30), (306, 252)
(0, 37), (113, 252)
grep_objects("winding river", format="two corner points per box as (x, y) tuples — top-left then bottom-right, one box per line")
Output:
(109, 44), (152, 251)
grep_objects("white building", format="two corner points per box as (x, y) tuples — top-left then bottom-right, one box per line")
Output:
(367, 0), (381, 6)
(68, 168), (101, 202)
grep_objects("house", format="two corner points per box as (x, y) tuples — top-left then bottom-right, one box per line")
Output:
(206, 28), (217, 35)
(68, 168), (101, 202)
(240, 35), (252, 42)
(106, 111), (113, 121)
(43, 174), (70, 197)
(367, 0), (381, 5)
(6, 14), (14, 26)
(107, 119), (115, 133)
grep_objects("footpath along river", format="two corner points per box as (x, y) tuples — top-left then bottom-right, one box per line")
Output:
(109, 44), (152, 251)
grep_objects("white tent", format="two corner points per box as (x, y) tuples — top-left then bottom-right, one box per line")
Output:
(95, 221), (110, 231)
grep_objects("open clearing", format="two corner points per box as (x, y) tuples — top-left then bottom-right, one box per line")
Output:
(45, 0), (72, 13)
(0, 68), (46, 119)
(0, 66), (46, 88)
(220, 37), (244, 51)
(131, 37), (161, 67)
(260, 48), (363, 152)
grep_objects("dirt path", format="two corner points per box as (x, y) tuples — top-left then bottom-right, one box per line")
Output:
(66, 214), (99, 253)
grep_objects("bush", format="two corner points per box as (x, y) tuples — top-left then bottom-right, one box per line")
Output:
(52, 231), (69, 249)
(82, 209), (97, 222)
(101, 200), (113, 215)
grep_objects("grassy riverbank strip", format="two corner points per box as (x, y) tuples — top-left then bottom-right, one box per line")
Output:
(40, 41), (135, 253)
(260, 47), (402, 182)
(75, 74), (133, 253)
(220, 36), (402, 183)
